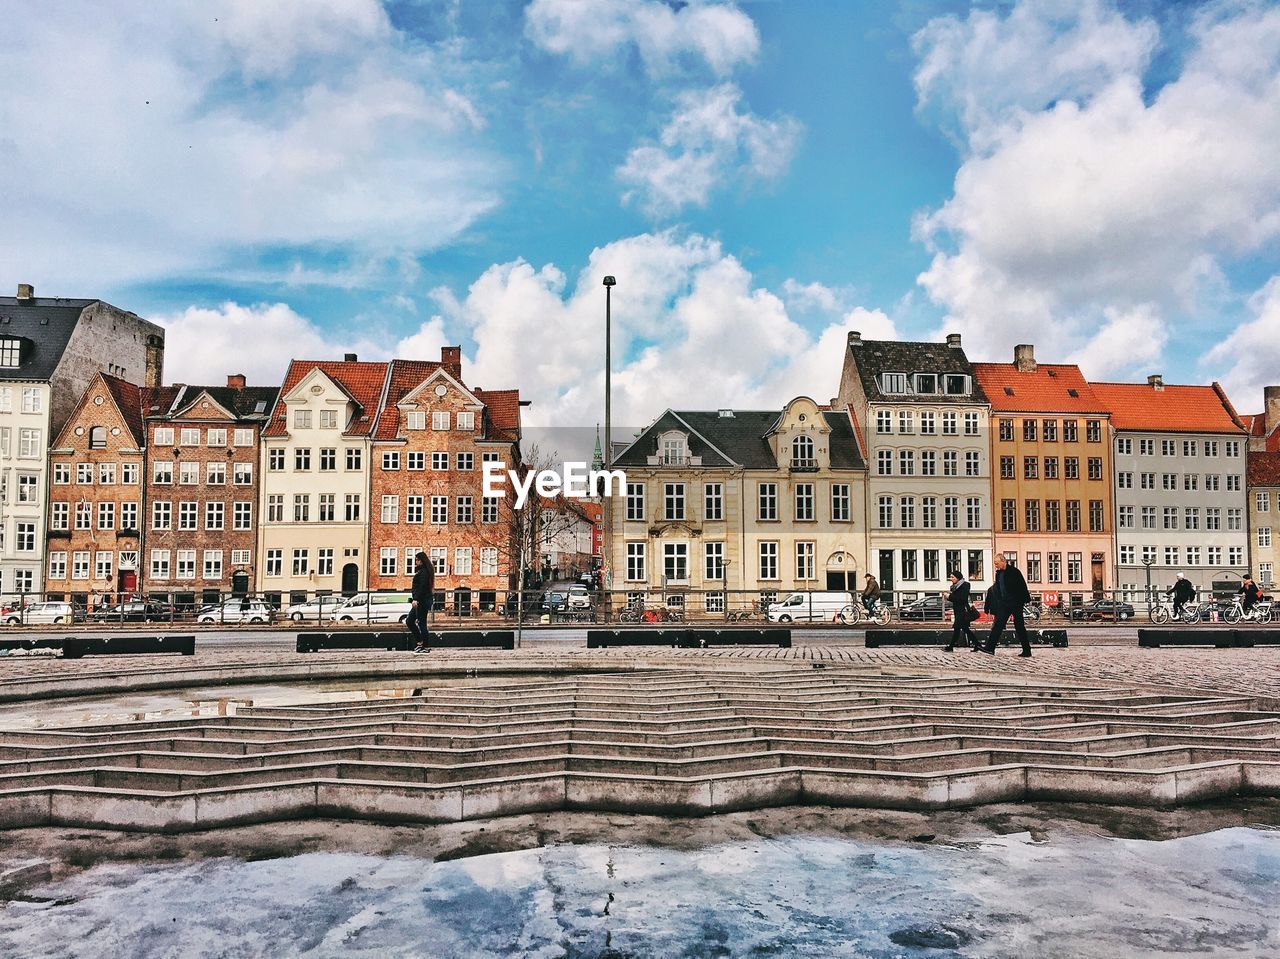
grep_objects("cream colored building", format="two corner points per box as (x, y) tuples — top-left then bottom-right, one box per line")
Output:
(608, 397), (868, 615)
(257, 359), (390, 600)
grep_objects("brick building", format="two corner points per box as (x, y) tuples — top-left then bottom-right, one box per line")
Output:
(45, 374), (168, 602)
(367, 351), (523, 614)
(144, 376), (278, 606)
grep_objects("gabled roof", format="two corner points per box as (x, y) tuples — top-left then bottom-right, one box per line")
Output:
(1090, 381), (1245, 434)
(1242, 413), (1280, 451)
(1248, 451), (1280, 487)
(264, 360), (390, 438)
(972, 362), (1108, 414)
(0, 295), (98, 382)
(372, 360), (442, 440)
(474, 388), (522, 443)
(83, 375), (180, 447)
(613, 408), (866, 470)
(169, 385), (280, 421)
(847, 339), (987, 405)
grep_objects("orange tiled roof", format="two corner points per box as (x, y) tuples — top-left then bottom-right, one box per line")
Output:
(263, 360), (390, 438)
(972, 363), (1108, 414)
(1243, 413), (1280, 451)
(372, 359), (443, 440)
(475, 388), (522, 442)
(1089, 381), (1245, 434)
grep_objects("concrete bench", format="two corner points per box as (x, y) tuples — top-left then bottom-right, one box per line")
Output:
(586, 629), (686, 648)
(865, 628), (1067, 649)
(0, 637), (64, 653)
(678, 628), (792, 649)
(1137, 628), (1277, 648)
(61, 635), (195, 658)
(296, 632), (412, 653)
(428, 630), (515, 650)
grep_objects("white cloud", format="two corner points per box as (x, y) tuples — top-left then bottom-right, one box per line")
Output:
(1204, 277), (1280, 408)
(1063, 303), (1168, 380)
(617, 84), (802, 216)
(0, 0), (503, 289)
(912, 1), (1280, 368)
(525, 0), (759, 77)
(159, 301), (388, 386)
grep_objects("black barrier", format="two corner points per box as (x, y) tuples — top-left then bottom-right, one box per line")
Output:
(296, 632), (412, 653)
(0, 637), (64, 652)
(428, 630), (515, 650)
(1138, 628), (1242, 648)
(586, 629), (687, 648)
(865, 629), (1067, 649)
(62, 635), (195, 658)
(678, 628), (792, 648)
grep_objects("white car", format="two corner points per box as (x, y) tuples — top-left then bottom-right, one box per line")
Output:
(566, 586), (592, 610)
(197, 598), (274, 624)
(3, 601), (82, 626)
(330, 593), (414, 624)
(284, 595), (347, 622)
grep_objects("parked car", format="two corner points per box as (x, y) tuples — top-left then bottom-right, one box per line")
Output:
(767, 591), (854, 623)
(3, 601), (85, 626)
(566, 586), (593, 610)
(91, 600), (174, 623)
(196, 598), (275, 625)
(1068, 599), (1135, 621)
(541, 591), (569, 614)
(329, 593), (414, 624)
(284, 595), (347, 622)
(898, 595), (947, 621)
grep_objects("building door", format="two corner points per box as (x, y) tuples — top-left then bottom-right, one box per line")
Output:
(878, 550), (894, 594)
(1091, 553), (1105, 594)
(231, 572), (249, 598)
(120, 570), (137, 595)
(341, 563), (359, 596)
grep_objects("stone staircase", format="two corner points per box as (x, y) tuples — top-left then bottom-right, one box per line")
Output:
(1, 667), (1278, 832)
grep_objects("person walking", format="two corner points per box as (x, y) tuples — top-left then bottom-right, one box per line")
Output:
(943, 569), (976, 652)
(982, 554), (1033, 657)
(861, 573), (881, 618)
(408, 551), (434, 653)
(1167, 573), (1195, 619)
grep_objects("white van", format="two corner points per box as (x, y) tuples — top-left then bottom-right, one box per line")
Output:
(330, 592), (414, 624)
(766, 591), (853, 623)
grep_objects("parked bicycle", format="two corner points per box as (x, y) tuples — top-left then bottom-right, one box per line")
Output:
(836, 600), (891, 626)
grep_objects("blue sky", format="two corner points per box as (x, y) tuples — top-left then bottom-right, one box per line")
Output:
(3, 0), (1279, 430)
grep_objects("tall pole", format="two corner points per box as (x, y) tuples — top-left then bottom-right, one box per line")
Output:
(602, 275), (616, 621)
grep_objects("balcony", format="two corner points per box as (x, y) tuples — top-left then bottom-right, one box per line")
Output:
(116, 528), (141, 539)
(789, 458), (818, 473)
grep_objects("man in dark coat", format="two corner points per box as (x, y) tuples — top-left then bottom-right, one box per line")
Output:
(983, 554), (1032, 656)
(1167, 573), (1195, 619)
(943, 569), (976, 652)
(409, 551), (434, 653)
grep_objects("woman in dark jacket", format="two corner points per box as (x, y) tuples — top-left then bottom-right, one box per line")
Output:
(943, 569), (976, 652)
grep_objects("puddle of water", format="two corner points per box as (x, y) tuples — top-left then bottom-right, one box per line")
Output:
(0, 675), (555, 730)
(0, 828), (1277, 958)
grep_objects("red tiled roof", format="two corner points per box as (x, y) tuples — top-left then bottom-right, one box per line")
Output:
(373, 360), (443, 440)
(475, 388), (522, 442)
(263, 360), (390, 438)
(1248, 451), (1280, 487)
(972, 363), (1108, 414)
(1089, 381), (1245, 434)
(98, 376), (181, 446)
(1242, 413), (1280, 451)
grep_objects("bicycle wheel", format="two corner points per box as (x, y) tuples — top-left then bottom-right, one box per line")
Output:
(1150, 606), (1170, 625)
(1024, 604), (1041, 622)
(872, 606), (890, 626)
(1258, 608), (1274, 625)
(836, 605), (856, 626)
(1223, 606), (1242, 625)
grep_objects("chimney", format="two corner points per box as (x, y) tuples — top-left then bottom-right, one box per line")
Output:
(848, 331), (862, 347)
(946, 333), (962, 349)
(15, 283), (33, 301)
(227, 373), (246, 390)
(1264, 386), (1280, 437)
(1014, 344), (1036, 372)
(440, 345), (462, 376)
(144, 333), (164, 389)
(1148, 374), (1164, 391)
(343, 353), (358, 362)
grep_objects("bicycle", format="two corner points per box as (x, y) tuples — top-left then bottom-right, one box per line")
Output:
(1148, 601), (1174, 625)
(1223, 599), (1273, 625)
(837, 600), (890, 626)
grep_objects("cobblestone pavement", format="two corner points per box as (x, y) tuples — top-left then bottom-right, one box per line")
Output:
(1, 640), (1277, 703)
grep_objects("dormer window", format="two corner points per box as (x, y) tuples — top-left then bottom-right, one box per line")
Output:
(791, 434), (815, 469)
(914, 373), (937, 394)
(881, 372), (908, 394)
(0, 338), (21, 368)
(944, 374), (969, 395)
(661, 434), (687, 466)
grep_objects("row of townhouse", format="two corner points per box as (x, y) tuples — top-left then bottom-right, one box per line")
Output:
(607, 332), (1258, 608)
(40, 346), (524, 612)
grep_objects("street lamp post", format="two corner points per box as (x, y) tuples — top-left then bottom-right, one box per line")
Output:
(1142, 558), (1155, 611)
(602, 275), (616, 625)
(723, 559), (732, 621)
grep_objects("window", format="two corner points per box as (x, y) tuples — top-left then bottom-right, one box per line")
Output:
(430, 496), (448, 524)
(1141, 506), (1156, 529)
(1258, 491), (1272, 513)
(1067, 553), (1083, 583)
(292, 494), (309, 523)
(1205, 474), (1220, 491)
(942, 411), (957, 435)
(942, 451), (958, 476)
(1043, 419), (1058, 442)
(406, 411), (426, 431)
(705, 542), (725, 580)
(1023, 419), (1038, 442)
(626, 543), (646, 580)
(48, 552), (67, 580)
(1118, 505), (1134, 528)
(784, 541), (813, 581)
(921, 450), (936, 476)
(179, 462), (199, 485)
(1026, 553), (1042, 583)
(480, 548), (498, 576)
(1089, 500), (1104, 532)
(900, 496), (916, 528)
(1119, 546), (1135, 565)
(922, 496), (938, 529)
(965, 451), (980, 477)
(51, 502), (69, 530)
(899, 449), (915, 475)
(626, 483), (645, 521)
(87, 426), (106, 449)
(266, 494), (284, 523)
(12, 522), (33, 553)
(965, 497), (981, 529)
(1048, 552), (1062, 583)
(1226, 441), (1241, 457)
(914, 373), (937, 394)
(153, 460), (173, 484)
(1086, 421), (1101, 443)
(1161, 439), (1175, 456)
(1162, 473), (1177, 491)
(151, 550), (171, 579)
(203, 550), (223, 580)
(1001, 499), (1016, 532)
(1260, 527), (1273, 548)
(231, 462), (251, 486)
(314, 448), (335, 472)
(901, 549), (917, 581)
(831, 484), (850, 522)
(73, 501), (91, 530)
(176, 501), (196, 530)
(54, 463), (70, 485)
(432, 411), (450, 430)
(293, 410), (311, 429)
(1162, 506), (1178, 530)
(70, 551), (90, 580)
(0, 339), (20, 367)
(176, 550), (196, 580)
(963, 412), (979, 435)
(1141, 472), (1155, 490)
(294, 448), (311, 471)
(481, 497), (499, 524)
(1228, 507), (1243, 531)
(1208, 546), (1222, 566)
(155, 427), (175, 446)
(456, 451), (474, 471)
(432, 452), (449, 471)
(705, 484), (723, 521)
(1118, 471), (1133, 489)
(1088, 458), (1102, 481)
(705, 592), (725, 614)
(97, 502), (114, 530)
(319, 410), (337, 430)
(407, 451), (425, 471)
(758, 483), (777, 521)
(999, 419), (1014, 442)
(1117, 437), (1132, 455)
(457, 411), (475, 432)
(1204, 440), (1220, 457)
(234, 502), (252, 530)
(268, 448), (285, 472)
(1227, 474), (1242, 492)
(664, 483), (685, 521)
(878, 496), (893, 528)
(945, 374), (968, 395)
(1064, 457), (1079, 480)
(292, 549), (309, 577)
(939, 496), (956, 529)
(152, 501), (172, 530)
(662, 437), (686, 466)
(1024, 456), (1038, 480)
(234, 428), (253, 447)
(265, 549), (283, 577)
(1185, 507), (1200, 530)
(758, 542), (779, 580)
(881, 373), (908, 394)
(663, 542), (688, 582)
(795, 483), (815, 521)
(924, 549), (940, 581)
(381, 495), (399, 524)
(898, 411), (914, 434)
(1044, 457), (1059, 479)
(317, 549), (333, 577)
(920, 411), (936, 435)
(346, 448), (362, 470)
(430, 547), (447, 575)
(1000, 456), (1015, 480)
(456, 496), (473, 523)
(406, 495), (424, 524)
(122, 462), (138, 485)
(1064, 421), (1079, 443)
(382, 451), (400, 471)
(16, 473), (37, 504)
(454, 547), (473, 576)
(380, 548), (398, 576)
(1024, 500), (1040, 532)
(1046, 500), (1060, 532)
(205, 461), (226, 485)
(876, 410), (892, 434)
